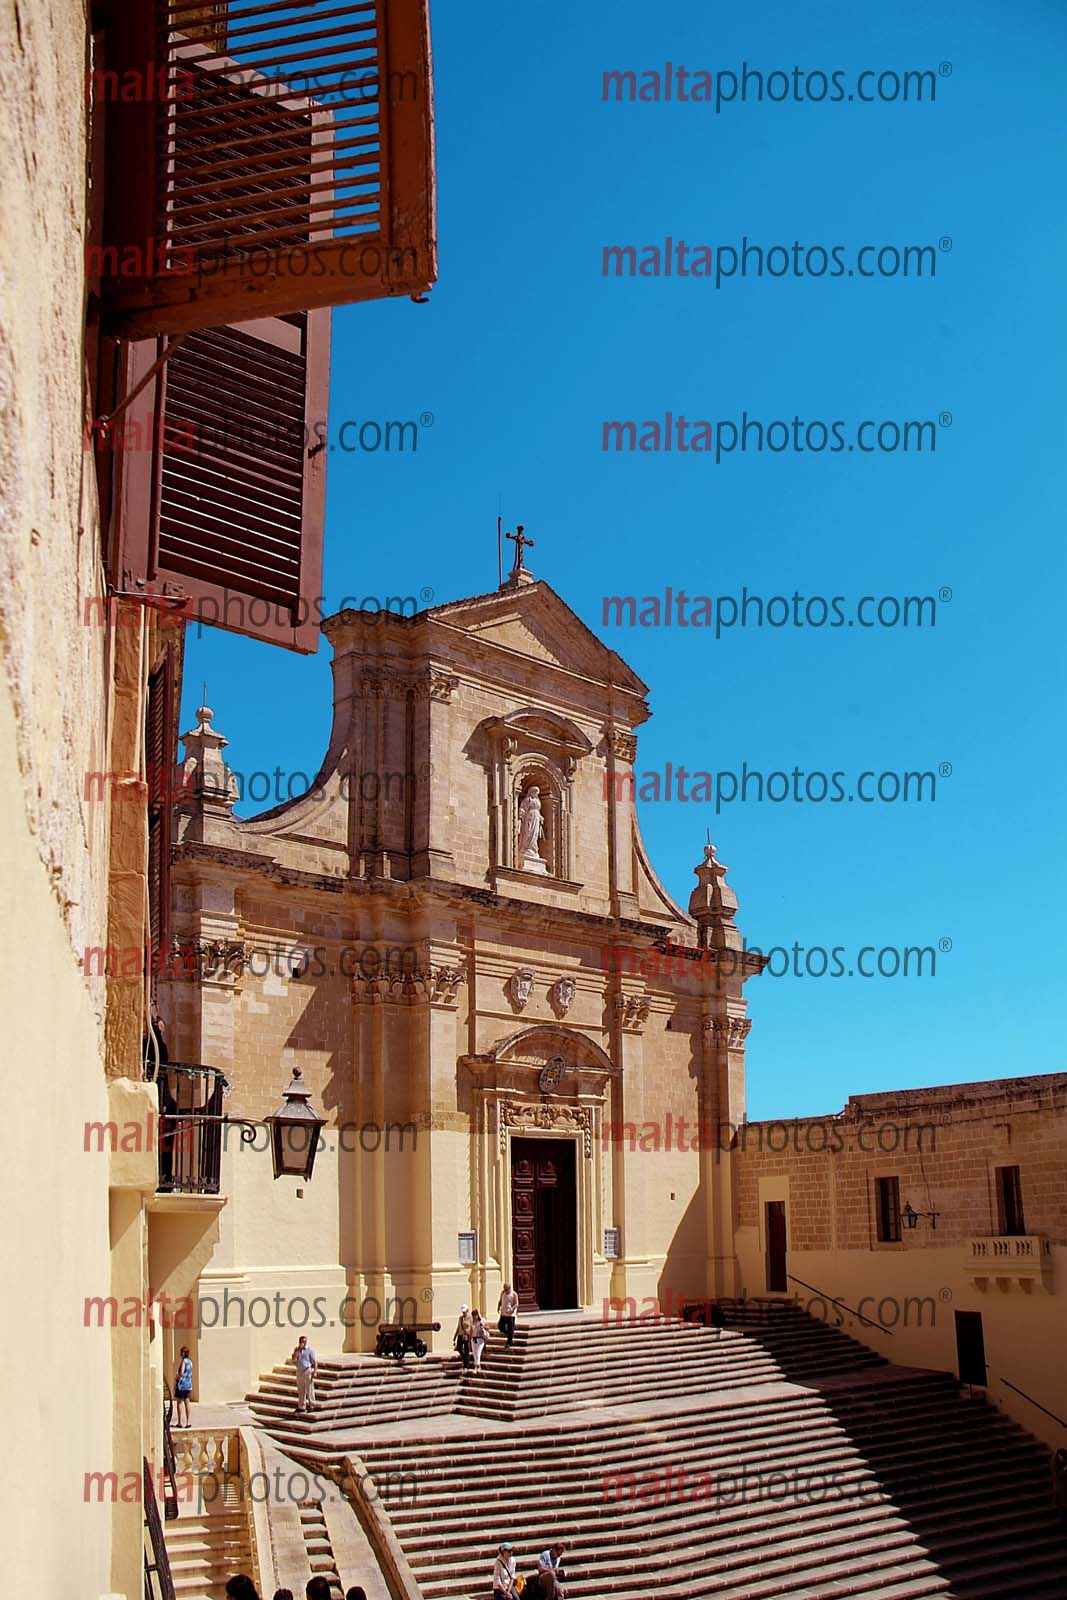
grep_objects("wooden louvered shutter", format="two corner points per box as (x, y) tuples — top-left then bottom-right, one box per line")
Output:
(101, 0), (435, 336)
(146, 640), (178, 965)
(112, 310), (329, 652)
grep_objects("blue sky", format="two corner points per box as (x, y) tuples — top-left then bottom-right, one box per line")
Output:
(183, 0), (1067, 1119)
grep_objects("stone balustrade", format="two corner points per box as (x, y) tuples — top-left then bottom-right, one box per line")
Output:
(966, 1235), (1053, 1291)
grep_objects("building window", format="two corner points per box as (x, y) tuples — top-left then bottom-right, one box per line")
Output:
(458, 1231), (477, 1264)
(875, 1176), (902, 1243)
(995, 1166), (1026, 1236)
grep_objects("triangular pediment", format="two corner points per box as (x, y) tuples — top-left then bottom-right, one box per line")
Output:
(427, 581), (647, 695)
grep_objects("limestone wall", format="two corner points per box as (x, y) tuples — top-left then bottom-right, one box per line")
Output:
(0, 1), (116, 1593)
(733, 1076), (1067, 1446)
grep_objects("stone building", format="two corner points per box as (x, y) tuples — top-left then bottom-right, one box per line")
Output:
(734, 1073), (1067, 1446)
(166, 548), (1067, 1459)
(166, 548), (763, 1396)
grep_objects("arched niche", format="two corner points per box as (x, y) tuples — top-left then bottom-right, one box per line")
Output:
(483, 709), (593, 881)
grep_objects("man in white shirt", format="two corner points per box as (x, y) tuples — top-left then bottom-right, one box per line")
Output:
(292, 1335), (318, 1413)
(538, 1543), (567, 1597)
(497, 1282), (519, 1347)
(492, 1541), (518, 1599)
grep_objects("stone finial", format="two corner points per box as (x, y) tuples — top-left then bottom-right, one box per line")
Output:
(688, 837), (742, 953)
(179, 703), (239, 812)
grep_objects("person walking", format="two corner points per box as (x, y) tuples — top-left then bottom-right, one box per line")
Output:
(292, 1334), (318, 1414)
(454, 1305), (473, 1370)
(493, 1541), (519, 1599)
(470, 1309), (489, 1373)
(174, 1345), (193, 1428)
(497, 1283), (519, 1348)
(1052, 1446), (1067, 1533)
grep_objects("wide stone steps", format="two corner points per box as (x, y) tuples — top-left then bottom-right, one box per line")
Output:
(248, 1307), (1067, 1599)
(452, 1311), (884, 1420)
(359, 1379), (1061, 1597)
(248, 1359), (462, 1437)
(370, 1433), (1046, 1546)
(249, 1307), (884, 1445)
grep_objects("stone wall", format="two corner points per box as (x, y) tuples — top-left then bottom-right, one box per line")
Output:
(733, 1074), (1067, 1445)
(0, 2), (115, 1594)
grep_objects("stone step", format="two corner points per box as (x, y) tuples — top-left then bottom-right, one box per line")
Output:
(395, 1473), (1055, 1566)
(248, 1309), (1066, 1599)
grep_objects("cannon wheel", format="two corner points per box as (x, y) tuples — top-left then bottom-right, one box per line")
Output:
(391, 1343), (406, 1361)
(414, 1339), (427, 1358)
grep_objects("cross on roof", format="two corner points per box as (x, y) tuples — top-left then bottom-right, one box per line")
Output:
(505, 524), (535, 570)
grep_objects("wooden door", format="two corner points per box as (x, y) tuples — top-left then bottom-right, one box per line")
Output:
(511, 1138), (578, 1311)
(955, 1310), (987, 1386)
(765, 1200), (788, 1293)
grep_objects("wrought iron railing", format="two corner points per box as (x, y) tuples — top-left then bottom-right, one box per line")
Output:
(1000, 1378), (1067, 1429)
(151, 1062), (228, 1195)
(161, 1382), (180, 1521)
(143, 1457), (176, 1600)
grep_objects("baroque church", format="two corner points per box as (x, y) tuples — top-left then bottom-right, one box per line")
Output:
(165, 541), (761, 1396)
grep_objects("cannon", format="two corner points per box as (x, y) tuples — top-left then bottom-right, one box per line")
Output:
(374, 1321), (441, 1361)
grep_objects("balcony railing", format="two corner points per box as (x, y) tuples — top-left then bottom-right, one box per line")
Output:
(966, 1234), (1053, 1290)
(151, 1063), (228, 1196)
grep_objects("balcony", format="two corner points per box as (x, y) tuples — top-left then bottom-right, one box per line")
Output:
(966, 1235), (1053, 1293)
(151, 1063), (229, 1196)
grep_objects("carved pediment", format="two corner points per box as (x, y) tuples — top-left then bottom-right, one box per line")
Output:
(461, 1023), (617, 1097)
(485, 708), (593, 763)
(426, 582), (649, 700)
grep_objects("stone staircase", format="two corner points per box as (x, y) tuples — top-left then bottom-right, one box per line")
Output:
(452, 1300), (886, 1422)
(248, 1299), (883, 1447)
(166, 1495), (256, 1600)
(248, 1347), (464, 1444)
(299, 1499), (344, 1599)
(247, 1303), (1067, 1598)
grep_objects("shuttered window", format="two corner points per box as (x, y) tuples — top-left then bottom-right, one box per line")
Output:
(111, 310), (329, 652)
(100, 0), (435, 335)
(995, 1166), (1026, 1237)
(875, 1176), (902, 1243)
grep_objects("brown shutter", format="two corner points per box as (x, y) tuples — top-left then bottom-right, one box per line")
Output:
(101, 0), (435, 336)
(111, 309), (329, 652)
(146, 640), (178, 964)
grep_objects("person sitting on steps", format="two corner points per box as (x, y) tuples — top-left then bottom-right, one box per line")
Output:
(492, 1541), (519, 1599)
(536, 1542), (567, 1598)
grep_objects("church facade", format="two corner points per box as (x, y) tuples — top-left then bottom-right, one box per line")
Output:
(165, 556), (762, 1397)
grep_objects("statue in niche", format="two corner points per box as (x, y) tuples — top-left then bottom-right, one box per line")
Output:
(517, 784), (549, 873)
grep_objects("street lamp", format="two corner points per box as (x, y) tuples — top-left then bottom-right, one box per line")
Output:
(151, 1062), (325, 1189)
(902, 1201), (941, 1231)
(266, 1067), (325, 1181)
